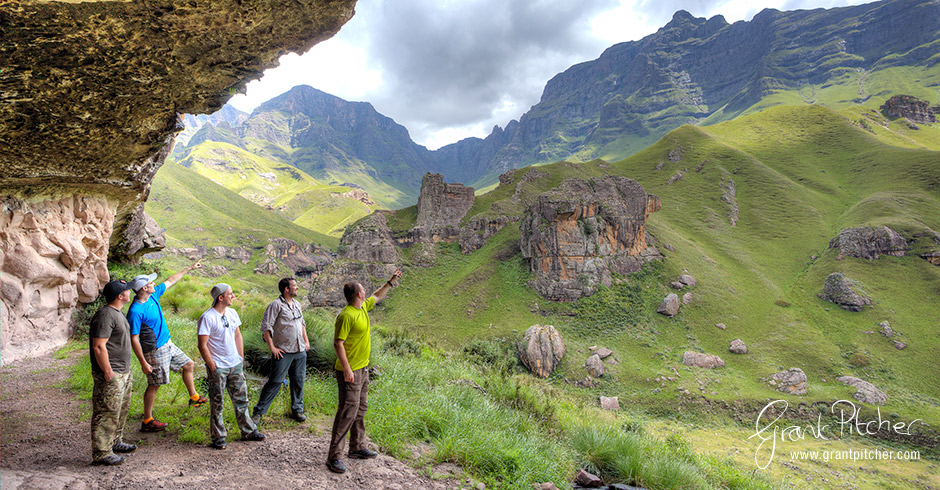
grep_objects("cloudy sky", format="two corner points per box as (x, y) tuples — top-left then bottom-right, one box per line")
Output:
(228, 0), (872, 150)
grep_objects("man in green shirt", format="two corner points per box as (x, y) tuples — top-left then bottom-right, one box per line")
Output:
(326, 267), (402, 474)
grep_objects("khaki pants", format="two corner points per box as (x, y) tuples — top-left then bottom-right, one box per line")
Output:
(327, 367), (369, 461)
(91, 371), (133, 460)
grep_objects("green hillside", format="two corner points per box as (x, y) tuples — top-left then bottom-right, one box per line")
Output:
(169, 140), (377, 237)
(147, 160), (338, 250)
(379, 104), (940, 433)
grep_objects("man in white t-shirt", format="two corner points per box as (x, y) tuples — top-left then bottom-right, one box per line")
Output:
(197, 283), (265, 450)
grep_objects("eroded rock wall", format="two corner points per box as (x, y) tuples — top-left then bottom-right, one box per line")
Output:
(1, 194), (115, 364)
(520, 176), (660, 301)
(0, 0), (357, 364)
(416, 173), (475, 231)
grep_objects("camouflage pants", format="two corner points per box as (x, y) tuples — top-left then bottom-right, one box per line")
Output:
(91, 371), (133, 460)
(208, 362), (256, 443)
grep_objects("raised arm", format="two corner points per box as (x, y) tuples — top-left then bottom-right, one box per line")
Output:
(372, 266), (402, 303)
(163, 260), (202, 289)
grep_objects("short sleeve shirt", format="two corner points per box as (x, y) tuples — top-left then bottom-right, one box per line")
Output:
(127, 283), (170, 350)
(333, 296), (375, 372)
(89, 306), (132, 374)
(260, 297), (306, 353)
(197, 307), (243, 369)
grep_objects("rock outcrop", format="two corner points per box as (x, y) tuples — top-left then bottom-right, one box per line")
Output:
(829, 226), (908, 260)
(682, 351), (724, 369)
(881, 95), (940, 124)
(729, 339), (747, 354)
(416, 173), (474, 236)
(517, 324), (566, 378)
(519, 176), (661, 301)
(837, 376), (887, 405)
(585, 354), (606, 377)
(112, 204), (166, 263)
(819, 272), (872, 311)
(264, 238), (331, 275)
(340, 213), (402, 265)
(1, 195), (114, 364)
(307, 261), (399, 308)
(0, 0), (357, 364)
(767, 368), (808, 395)
(657, 294), (680, 317)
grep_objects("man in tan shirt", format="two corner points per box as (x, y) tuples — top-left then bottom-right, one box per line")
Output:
(252, 277), (310, 423)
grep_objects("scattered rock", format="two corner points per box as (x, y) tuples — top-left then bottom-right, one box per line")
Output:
(768, 368), (808, 395)
(678, 274), (697, 287)
(664, 243), (675, 251)
(921, 251), (940, 266)
(518, 324), (566, 378)
(894, 341), (907, 350)
(715, 323), (727, 330)
(534, 483), (558, 490)
(829, 226), (909, 260)
(721, 179), (738, 227)
(682, 351), (725, 369)
(599, 396), (620, 411)
(729, 339), (747, 354)
(682, 293), (694, 305)
(670, 281), (685, 290)
(837, 376), (888, 405)
(880, 321), (894, 338)
(657, 293), (680, 317)
(595, 347), (613, 359)
(575, 469), (602, 488)
(819, 272), (872, 311)
(585, 354), (606, 378)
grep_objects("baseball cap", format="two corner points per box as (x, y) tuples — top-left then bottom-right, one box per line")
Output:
(210, 283), (232, 306)
(102, 279), (131, 303)
(130, 273), (158, 292)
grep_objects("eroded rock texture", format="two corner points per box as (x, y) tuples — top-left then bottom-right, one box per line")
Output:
(1, 195), (115, 363)
(415, 173), (475, 241)
(518, 324), (566, 378)
(829, 226), (908, 260)
(520, 176), (661, 301)
(0, 0), (357, 363)
(881, 95), (940, 124)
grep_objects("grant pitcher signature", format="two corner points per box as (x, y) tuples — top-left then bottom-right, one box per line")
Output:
(748, 399), (919, 469)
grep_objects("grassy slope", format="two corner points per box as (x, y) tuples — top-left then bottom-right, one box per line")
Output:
(147, 161), (338, 250)
(168, 141), (376, 238)
(381, 105), (940, 430)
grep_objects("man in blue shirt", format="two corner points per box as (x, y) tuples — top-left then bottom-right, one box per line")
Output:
(128, 261), (207, 432)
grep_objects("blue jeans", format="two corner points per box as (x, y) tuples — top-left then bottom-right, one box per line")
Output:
(253, 351), (306, 415)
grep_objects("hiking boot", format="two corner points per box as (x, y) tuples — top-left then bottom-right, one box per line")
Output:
(290, 410), (306, 422)
(141, 419), (168, 432)
(326, 459), (347, 474)
(112, 441), (138, 453)
(242, 430), (266, 442)
(189, 395), (209, 408)
(251, 409), (263, 425)
(349, 448), (378, 459)
(92, 454), (125, 466)
(210, 439), (227, 450)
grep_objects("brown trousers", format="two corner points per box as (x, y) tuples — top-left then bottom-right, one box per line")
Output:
(327, 367), (369, 461)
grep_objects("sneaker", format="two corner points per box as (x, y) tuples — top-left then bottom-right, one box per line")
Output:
(189, 395), (209, 408)
(326, 459), (347, 474)
(210, 439), (227, 450)
(349, 448), (378, 459)
(112, 442), (138, 453)
(290, 410), (306, 422)
(242, 430), (266, 442)
(92, 454), (125, 466)
(141, 419), (168, 432)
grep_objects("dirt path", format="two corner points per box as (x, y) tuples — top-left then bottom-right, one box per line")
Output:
(1, 351), (464, 490)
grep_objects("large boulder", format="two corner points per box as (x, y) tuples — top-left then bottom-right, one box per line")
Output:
(829, 226), (909, 260)
(585, 354), (606, 377)
(881, 95), (940, 124)
(518, 324), (566, 378)
(415, 173), (475, 237)
(767, 368), (808, 395)
(657, 293), (680, 317)
(111, 204), (166, 263)
(837, 376), (888, 405)
(819, 272), (872, 311)
(729, 339), (747, 354)
(0, 0), (357, 364)
(519, 176), (661, 301)
(682, 351), (725, 369)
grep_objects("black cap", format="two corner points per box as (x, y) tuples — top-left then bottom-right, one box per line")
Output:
(103, 279), (131, 303)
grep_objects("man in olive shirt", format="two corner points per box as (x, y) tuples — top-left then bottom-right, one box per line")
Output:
(326, 267), (402, 474)
(253, 277), (310, 423)
(89, 279), (137, 466)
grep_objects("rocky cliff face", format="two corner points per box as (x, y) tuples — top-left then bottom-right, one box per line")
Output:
(520, 176), (661, 301)
(1, 195), (115, 363)
(415, 173), (475, 240)
(0, 0), (357, 364)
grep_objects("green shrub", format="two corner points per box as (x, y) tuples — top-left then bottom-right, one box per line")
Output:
(462, 337), (520, 374)
(774, 299), (791, 307)
(849, 352), (870, 368)
(70, 296), (106, 340)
